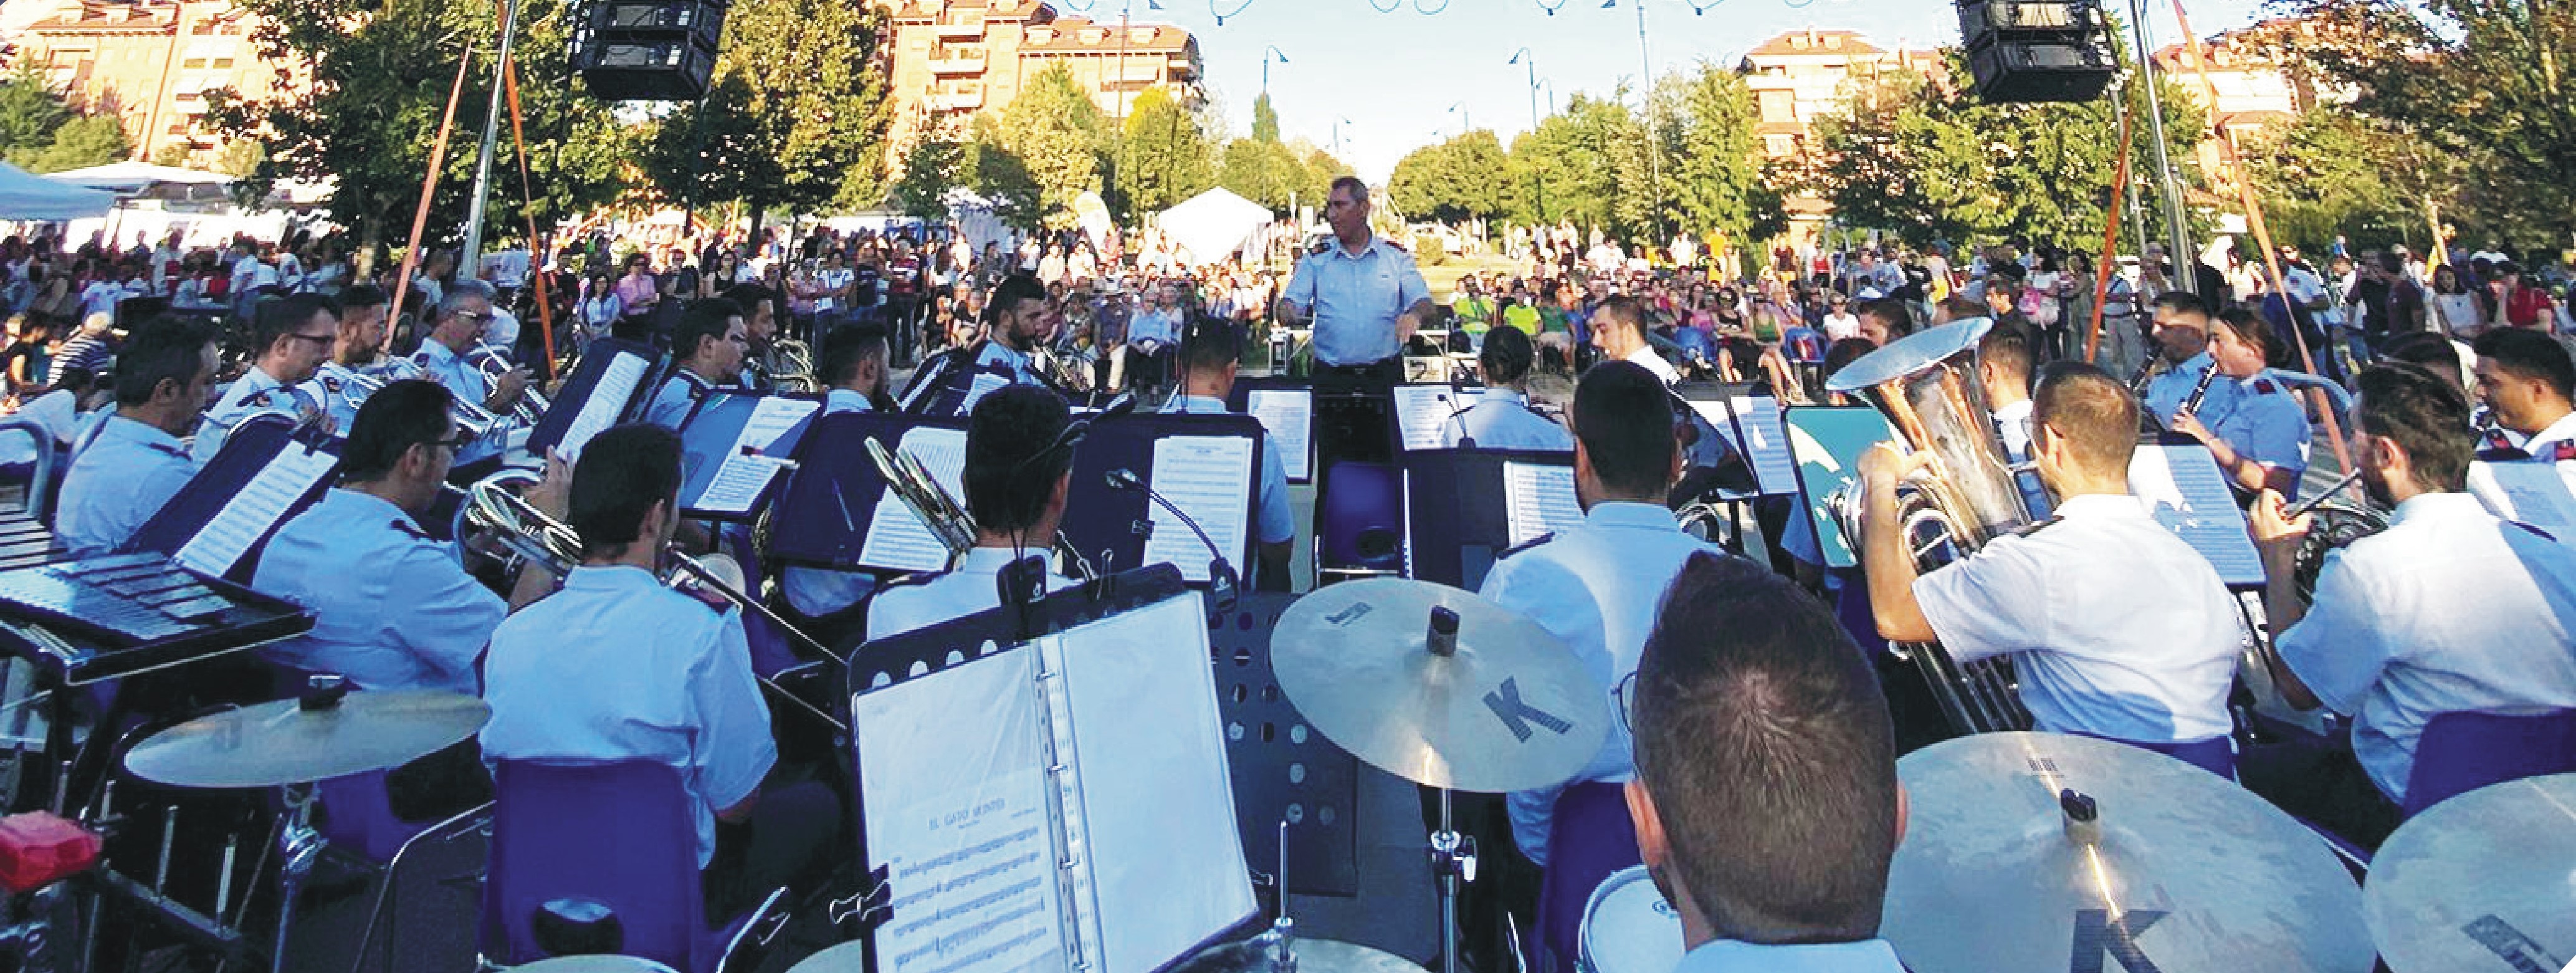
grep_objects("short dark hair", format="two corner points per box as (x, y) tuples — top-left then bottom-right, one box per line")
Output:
(1481, 325), (1536, 385)
(1633, 552), (1896, 942)
(2031, 360), (2140, 480)
(720, 283), (777, 319)
(674, 297), (743, 363)
(113, 314), (214, 406)
(1595, 296), (1648, 339)
(1858, 298), (1912, 335)
(963, 385), (1072, 535)
(2151, 289), (2213, 322)
(1179, 315), (1244, 373)
(340, 379), (454, 482)
(1572, 361), (1675, 499)
(1328, 175), (1368, 202)
(818, 324), (887, 389)
(988, 273), (1047, 325)
(2473, 328), (2576, 402)
(338, 283), (390, 314)
(1978, 328), (2033, 385)
(1822, 337), (1877, 382)
(568, 423), (684, 559)
(1937, 295), (1985, 322)
(2357, 363), (2473, 492)
(2215, 308), (2278, 368)
(254, 292), (339, 356)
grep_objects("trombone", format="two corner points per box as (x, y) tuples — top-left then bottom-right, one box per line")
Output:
(864, 436), (1100, 583)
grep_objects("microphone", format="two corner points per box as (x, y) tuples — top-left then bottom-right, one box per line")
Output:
(1106, 467), (1240, 605)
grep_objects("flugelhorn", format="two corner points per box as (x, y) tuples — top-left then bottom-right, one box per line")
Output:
(471, 342), (550, 427)
(463, 467), (583, 575)
(327, 361), (505, 441)
(864, 436), (1099, 582)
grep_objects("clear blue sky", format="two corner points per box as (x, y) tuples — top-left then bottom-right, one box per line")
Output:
(1052, 0), (2269, 181)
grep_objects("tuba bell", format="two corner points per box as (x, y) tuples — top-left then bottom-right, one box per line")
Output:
(1824, 317), (2036, 736)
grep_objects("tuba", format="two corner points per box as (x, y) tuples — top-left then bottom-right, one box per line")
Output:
(1825, 317), (2036, 736)
(865, 436), (1099, 583)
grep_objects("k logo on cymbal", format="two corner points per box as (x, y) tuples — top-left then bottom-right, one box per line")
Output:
(1484, 677), (1572, 744)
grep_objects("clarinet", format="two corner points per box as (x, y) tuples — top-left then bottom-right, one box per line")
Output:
(2178, 365), (2221, 417)
(2128, 355), (2162, 396)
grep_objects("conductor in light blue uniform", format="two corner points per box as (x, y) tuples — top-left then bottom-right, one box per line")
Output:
(58, 317), (216, 559)
(1443, 327), (1572, 452)
(1277, 176), (1435, 376)
(255, 380), (566, 694)
(1163, 317), (1295, 590)
(1477, 362), (1723, 868)
(783, 326), (890, 633)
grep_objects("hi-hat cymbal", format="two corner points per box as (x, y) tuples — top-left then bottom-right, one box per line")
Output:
(1882, 732), (2371, 973)
(1272, 577), (1608, 793)
(2367, 773), (2576, 973)
(1173, 936), (1421, 973)
(125, 690), (492, 789)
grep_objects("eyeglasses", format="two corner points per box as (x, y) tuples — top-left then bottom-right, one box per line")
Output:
(429, 431), (477, 451)
(452, 311), (494, 324)
(287, 332), (335, 347)
(1613, 670), (1641, 736)
(726, 333), (750, 345)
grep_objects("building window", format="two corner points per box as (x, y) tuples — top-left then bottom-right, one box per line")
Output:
(183, 57), (207, 68)
(1764, 134), (1795, 156)
(211, 57), (233, 67)
(166, 123), (188, 135)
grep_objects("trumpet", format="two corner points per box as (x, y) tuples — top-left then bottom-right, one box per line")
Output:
(327, 361), (506, 442)
(471, 342), (550, 427)
(865, 436), (1099, 583)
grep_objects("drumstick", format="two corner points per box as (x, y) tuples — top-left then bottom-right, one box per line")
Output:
(2284, 469), (2365, 519)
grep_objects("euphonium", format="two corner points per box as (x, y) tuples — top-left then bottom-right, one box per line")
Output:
(327, 361), (504, 441)
(463, 467), (583, 575)
(769, 338), (819, 395)
(864, 436), (1099, 583)
(1823, 317), (2036, 736)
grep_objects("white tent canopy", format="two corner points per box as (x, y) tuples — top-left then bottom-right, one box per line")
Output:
(45, 161), (232, 194)
(0, 162), (114, 221)
(1155, 187), (1273, 268)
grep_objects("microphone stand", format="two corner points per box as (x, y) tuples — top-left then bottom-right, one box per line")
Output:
(1107, 467), (1239, 610)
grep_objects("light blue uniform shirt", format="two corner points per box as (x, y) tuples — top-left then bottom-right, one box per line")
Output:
(784, 389), (879, 618)
(254, 490), (503, 694)
(59, 415), (198, 558)
(1282, 236), (1430, 366)
(1441, 389), (1572, 452)
(1476, 501), (1720, 865)
(481, 565), (776, 868)
(644, 368), (720, 431)
(1167, 395), (1293, 546)
(409, 340), (489, 414)
(864, 546), (1073, 643)
(193, 365), (313, 464)
(2281, 492), (2576, 803)
(896, 342), (1050, 416)
(2143, 351), (2219, 425)
(2202, 373), (2309, 494)
(301, 362), (385, 436)
(1675, 939), (1907, 973)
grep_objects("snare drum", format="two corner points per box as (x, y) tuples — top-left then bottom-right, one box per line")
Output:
(1578, 866), (1684, 973)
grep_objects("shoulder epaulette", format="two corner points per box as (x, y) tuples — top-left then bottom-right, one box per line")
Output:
(244, 390), (272, 409)
(2516, 522), (2560, 543)
(1497, 532), (1555, 560)
(679, 584), (733, 615)
(2252, 379), (2280, 395)
(389, 519), (435, 542)
(320, 375), (343, 395)
(1308, 237), (1333, 257)
(144, 440), (189, 459)
(871, 570), (944, 595)
(2552, 441), (2576, 463)
(2008, 517), (2064, 539)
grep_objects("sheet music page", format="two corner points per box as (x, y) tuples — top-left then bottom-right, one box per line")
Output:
(852, 648), (1070, 973)
(1244, 390), (1312, 481)
(957, 372), (1009, 417)
(2129, 444), (2264, 587)
(1141, 436), (1254, 583)
(2469, 460), (2576, 529)
(560, 353), (649, 461)
(1393, 384), (1459, 451)
(860, 426), (970, 572)
(1503, 461), (1583, 545)
(1046, 593), (1255, 973)
(174, 444), (337, 576)
(693, 397), (821, 515)
(1729, 395), (1799, 495)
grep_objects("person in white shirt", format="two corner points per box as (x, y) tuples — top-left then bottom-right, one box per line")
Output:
(1481, 362), (1722, 866)
(865, 386), (1082, 641)
(2247, 363), (2576, 847)
(1443, 326), (1572, 452)
(1588, 295), (1678, 385)
(1980, 328), (2036, 463)
(2471, 327), (2576, 461)
(1861, 362), (2243, 749)
(1821, 292), (1863, 341)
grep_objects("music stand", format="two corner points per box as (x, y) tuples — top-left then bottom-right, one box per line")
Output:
(1782, 406), (1900, 570)
(130, 413), (343, 584)
(1058, 413), (1267, 588)
(763, 411), (971, 575)
(674, 390), (823, 522)
(1397, 449), (1581, 590)
(1206, 592), (1360, 898)
(1228, 376), (1316, 484)
(525, 337), (664, 459)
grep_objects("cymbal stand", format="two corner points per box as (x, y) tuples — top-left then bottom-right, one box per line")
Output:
(1428, 787), (1475, 973)
(267, 781), (327, 973)
(1252, 820), (1299, 972)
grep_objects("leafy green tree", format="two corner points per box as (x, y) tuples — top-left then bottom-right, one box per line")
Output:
(1388, 130), (1515, 223)
(1651, 62), (1782, 251)
(1509, 93), (1635, 235)
(23, 115), (128, 173)
(2240, 107), (2463, 253)
(891, 138), (965, 220)
(642, 0), (890, 232)
(203, 0), (631, 264)
(964, 116), (1043, 230)
(0, 67), (129, 173)
(991, 63), (1107, 230)
(1115, 87), (1215, 219)
(1218, 137), (1302, 212)
(1251, 93), (1282, 144)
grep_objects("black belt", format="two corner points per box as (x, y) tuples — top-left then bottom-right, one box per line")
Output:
(1315, 359), (1399, 380)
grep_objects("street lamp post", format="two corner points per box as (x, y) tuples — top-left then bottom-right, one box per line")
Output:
(457, 0), (525, 282)
(1447, 101), (1469, 138)
(1621, 0), (1667, 247)
(1508, 48), (1547, 221)
(1262, 45), (1289, 96)
(1332, 116), (1353, 158)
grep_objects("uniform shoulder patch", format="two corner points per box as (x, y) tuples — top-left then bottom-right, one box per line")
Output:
(389, 519), (436, 542)
(2552, 441), (2576, 463)
(1308, 237), (1333, 256)
(1496, 532), (1555, 560)
(244, 390), (272, 409)
(2252, 378), (2279, 395)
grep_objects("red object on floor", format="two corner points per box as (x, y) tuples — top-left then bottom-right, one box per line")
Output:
(0, 812), (100, 893)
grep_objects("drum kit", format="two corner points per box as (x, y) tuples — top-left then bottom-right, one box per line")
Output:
(2365, 773), (2576, 973)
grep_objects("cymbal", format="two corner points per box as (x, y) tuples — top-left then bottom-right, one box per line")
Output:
(2368, 773), (2576, 973)
(786, 941), (866, 972)
(1173, 936), (1421, 973)
(1272, 577), (1608, 793)
(504, 959), (679, 973)
(1881, 732), (2370, 973)
(125, 690), (492, 789)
